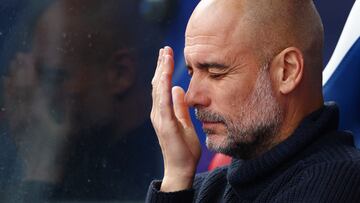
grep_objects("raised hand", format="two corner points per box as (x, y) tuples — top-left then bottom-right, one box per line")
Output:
(151, 46), (201, 192)
(4, 52), (71, 183)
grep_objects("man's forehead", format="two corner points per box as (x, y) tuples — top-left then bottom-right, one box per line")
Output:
(185, 0), (247, 44)
(185, 35), (226, 47)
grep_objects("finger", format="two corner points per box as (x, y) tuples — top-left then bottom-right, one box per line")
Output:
(156, 46), (174, 85)
(172, 86), (200, 158)
(162, 48), (175, 76)
(151, 48), (165, 116)
(158, 48), (175, 117)
(158, 55), (175, 120)
(164, 46), (174, 58)
(154, 46), (173, 87)
(172, 86), (193, 128)
(152, 48), (164, 86)
(152, 47), (173, 120)
(157, 48), (164, 66)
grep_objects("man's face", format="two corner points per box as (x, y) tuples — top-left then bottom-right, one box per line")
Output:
(30, 4), (114, 130)
(184, 0), (284, 158)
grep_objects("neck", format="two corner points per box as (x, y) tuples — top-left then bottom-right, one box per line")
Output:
(276, 93), (324, 146)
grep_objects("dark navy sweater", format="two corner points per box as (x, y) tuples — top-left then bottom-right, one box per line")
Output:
(146, 103), (360, 202)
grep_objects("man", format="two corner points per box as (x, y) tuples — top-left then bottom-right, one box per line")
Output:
(147, 0), (360, 202)
(3, 0), (162, 201)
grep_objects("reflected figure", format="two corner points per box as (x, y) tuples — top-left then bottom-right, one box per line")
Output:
(3, 0), (162, 201)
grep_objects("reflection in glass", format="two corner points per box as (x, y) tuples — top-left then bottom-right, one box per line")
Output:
(0, 0), (174, 201)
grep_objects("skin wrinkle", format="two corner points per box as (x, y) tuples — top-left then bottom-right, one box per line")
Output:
(195, 63), (283, 159)
(149, 0), (327, 193)
(182, 0), (324, 159)
(185, 37), (232, 46)
(185, 44), (252, 76)
(185, 45), (248, 76)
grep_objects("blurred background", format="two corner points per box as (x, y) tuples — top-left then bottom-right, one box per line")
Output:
(0, 0), (357, 202)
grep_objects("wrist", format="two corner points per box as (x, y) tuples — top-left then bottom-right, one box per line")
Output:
(161, 172), (195, 192)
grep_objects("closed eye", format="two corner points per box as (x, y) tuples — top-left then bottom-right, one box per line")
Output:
(188, 69), (193, 77)
(209, 73), (225, 79)
(186, 62), (229, 79)
(186, 64), (194, 77)
(197, 62), (229, 70)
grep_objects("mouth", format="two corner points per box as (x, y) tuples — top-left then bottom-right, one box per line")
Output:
(201, 120), (224, 129)
(195, 108), (226, 131)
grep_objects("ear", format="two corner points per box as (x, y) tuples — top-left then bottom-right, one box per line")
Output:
(271, 47), (304, 95)
(106, 49), (136, 95)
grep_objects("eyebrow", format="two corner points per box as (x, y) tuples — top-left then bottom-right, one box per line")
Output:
(186, 62), (229, 71)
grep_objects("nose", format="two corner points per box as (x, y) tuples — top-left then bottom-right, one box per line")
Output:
(184, 77), (211, 108)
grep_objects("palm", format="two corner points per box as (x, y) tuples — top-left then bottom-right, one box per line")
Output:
(151, 47), (201, 191)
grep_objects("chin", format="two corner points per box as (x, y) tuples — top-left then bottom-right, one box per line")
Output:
(205, 134), (258, 159)
(205, 133), (228, 150)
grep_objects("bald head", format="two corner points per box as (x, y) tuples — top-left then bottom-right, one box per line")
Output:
(184, 0), (325, 156)
(187, 0), (324, 74)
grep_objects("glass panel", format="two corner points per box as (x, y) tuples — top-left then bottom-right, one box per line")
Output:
(0, 0), (176, 202)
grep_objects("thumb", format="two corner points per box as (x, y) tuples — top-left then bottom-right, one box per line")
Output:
(172, 86), (193, 128)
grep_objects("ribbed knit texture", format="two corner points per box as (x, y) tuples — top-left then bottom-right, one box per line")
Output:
(146, 103), (360, 202)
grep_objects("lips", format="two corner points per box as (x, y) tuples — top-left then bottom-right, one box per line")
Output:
(201, 121), (224, 128)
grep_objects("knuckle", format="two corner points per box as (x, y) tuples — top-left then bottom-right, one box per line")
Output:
(158, 101), (167, 114)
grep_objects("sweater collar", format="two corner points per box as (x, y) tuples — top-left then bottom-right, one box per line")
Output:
(227, 102), (339, 192)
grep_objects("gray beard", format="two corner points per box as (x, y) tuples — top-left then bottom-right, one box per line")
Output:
(195, 67), (284, 159)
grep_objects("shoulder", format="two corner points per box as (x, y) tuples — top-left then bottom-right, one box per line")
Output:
(303, 130), (360, 164)
(277, 131), (360, 202)
(300, 130), (360, 183)
(301, 158), (360, 178)
(271, 158), (360, 202)
(286, 159), (360, 202)
(270, 130), (360, 202)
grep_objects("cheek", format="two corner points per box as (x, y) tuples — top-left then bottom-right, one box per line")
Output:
(211, 79), (254, 113)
